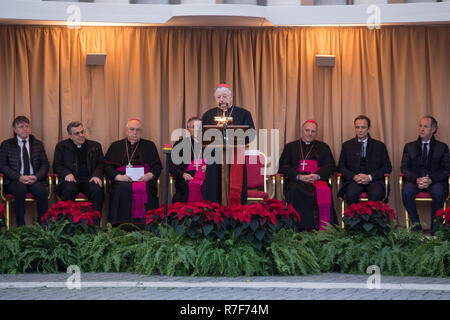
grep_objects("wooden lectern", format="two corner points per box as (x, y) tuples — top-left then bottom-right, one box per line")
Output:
(202, 124), (250, 206)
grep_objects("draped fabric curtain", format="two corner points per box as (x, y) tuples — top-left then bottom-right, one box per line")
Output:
(0, 25), (449, 225)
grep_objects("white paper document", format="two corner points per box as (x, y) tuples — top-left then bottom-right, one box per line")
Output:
(126, 167), (145, 181)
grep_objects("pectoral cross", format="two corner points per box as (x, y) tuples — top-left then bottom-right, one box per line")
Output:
(300, 161), (308, 171)
(194, 162), (201, 171)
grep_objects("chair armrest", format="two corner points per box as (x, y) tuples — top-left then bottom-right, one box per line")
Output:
(157, 178), (160, 198)
(279, 174), (285, 201)
(267, 174), (276, 199)
(103, 176), (108, 195)
(53, 173), (59, 185)
(336, 173), (343, 200)
(0, 173), (5, 202)
(169, 174), (174, 201)
(47, 174), (53, 200)
(383, 173), (390, 202)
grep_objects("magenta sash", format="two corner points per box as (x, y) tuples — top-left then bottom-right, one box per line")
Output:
(186, 158), (206, 202)
(297, 159), (331, 230)
(117, 165), (150, 219)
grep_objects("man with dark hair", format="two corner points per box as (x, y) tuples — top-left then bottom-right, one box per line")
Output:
(169, 116), (205, 203)
(53, 121), (104, 216)
(401, 116), (450, 234)
(278, 120), (337, 231)
(104, 119), (162, 226)
(337, 115), (392, 204)
(0, 116), (49, 226)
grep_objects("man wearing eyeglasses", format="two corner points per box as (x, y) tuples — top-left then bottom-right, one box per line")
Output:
(0, 116), (49, 226)
(53, 121), (105, 218)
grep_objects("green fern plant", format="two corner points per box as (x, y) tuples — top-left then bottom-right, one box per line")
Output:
(268, 229), (321, 275)
(134, 226), (196, 276)
(406, 239), (450, 277)
(12, 223), (79, 273)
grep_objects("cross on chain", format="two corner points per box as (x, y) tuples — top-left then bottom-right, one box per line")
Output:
(300, 161), (308, 171)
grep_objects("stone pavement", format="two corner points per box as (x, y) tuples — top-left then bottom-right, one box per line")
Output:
(1, 272), (449, 301)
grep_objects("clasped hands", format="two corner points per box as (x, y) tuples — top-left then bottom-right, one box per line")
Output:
(353, 174), (371, 185)
(416, 176), (432, 189)
(19, 175), (38, 185)
(297, 173), (320, 184)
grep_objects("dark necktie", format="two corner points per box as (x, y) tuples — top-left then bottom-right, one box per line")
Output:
(421, 142), (429, 167)
(22, 140), (30, 175)
(360, 141), (365, 158)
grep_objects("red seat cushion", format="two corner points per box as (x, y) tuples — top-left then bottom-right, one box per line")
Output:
(247, 190), (269, 199)
(359, 192), (368, 199)
(343, 192), (369, 200)
(5, 193), (35, 200)
(415, 192), (431, 199)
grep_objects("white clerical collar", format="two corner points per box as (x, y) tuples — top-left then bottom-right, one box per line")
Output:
(128, 139), (139, 145)
(301, 139), (311, 145)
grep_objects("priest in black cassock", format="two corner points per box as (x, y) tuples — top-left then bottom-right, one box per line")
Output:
(104, 119), (162, 225)
(169, 116), (206, 203)
(201, 84), (255, 205)
(278, 120), (337, 231)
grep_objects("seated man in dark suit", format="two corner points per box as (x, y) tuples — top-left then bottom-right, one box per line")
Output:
(0, 116), (49, 226)
(337, 115), (392, 204)
(53, 121), (105, 216)
(401, 116), (450, 234)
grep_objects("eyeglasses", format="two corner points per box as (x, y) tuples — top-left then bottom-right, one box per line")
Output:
(72, 130), (85, 136)
(128, 127), (143, 132)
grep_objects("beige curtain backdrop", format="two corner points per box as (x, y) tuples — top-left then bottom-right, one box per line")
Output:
(0, 25), (448, 226)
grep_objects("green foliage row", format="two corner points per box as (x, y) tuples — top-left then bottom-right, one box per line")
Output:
(0, 223), (448, 277)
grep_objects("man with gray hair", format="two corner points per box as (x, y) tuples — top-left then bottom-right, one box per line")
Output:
(104, 119), (162, 226)
(53, 121), (105, 217)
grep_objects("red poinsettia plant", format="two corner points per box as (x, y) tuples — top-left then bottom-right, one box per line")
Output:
(435, 207), (450, 240)
(146, 201), (227, 240)
(146, 199), (300, 249)
(343, 201), (396, 236)
(41, 200), (101, 234)
(224, 199), (300, 248)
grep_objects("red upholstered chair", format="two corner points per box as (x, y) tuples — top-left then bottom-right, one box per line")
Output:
(279, 174), (333, 202)
(337, 173), (390, 227)
(0, 173), (53, 229)
(399, 174), (450, 230)
(53, 174), (103, 202)
(245, 150), (275, 202)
